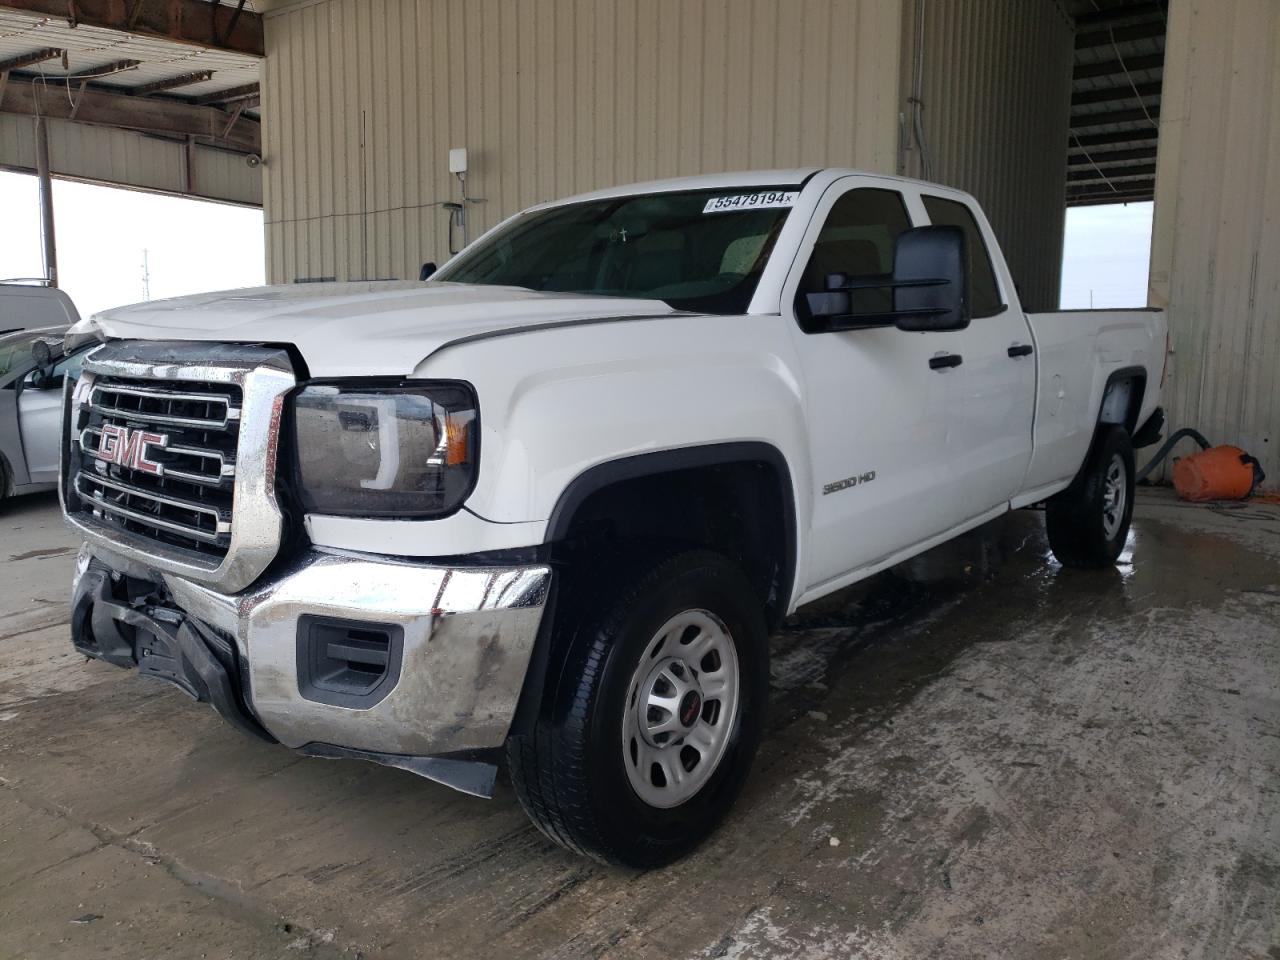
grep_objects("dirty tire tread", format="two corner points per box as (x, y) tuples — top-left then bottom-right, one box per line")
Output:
(1045, 425), (1135, 569)
(507, 550), (767, 867)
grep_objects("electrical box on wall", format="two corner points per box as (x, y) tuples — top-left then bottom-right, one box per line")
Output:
(449, 148), (468, 175)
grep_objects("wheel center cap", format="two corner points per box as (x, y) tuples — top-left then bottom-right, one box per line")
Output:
(679, 691), (702, 728)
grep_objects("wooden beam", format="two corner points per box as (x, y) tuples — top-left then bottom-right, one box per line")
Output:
(1074, 52), (1163, 80)
(1070, 106), (1161, 129)
(0, 0), (263, 57)
(1075, 2), (1167, 29)
(1067, 191), (1155, 207)
(0, 74), (260, 152)
(0, 47), (65, 72)
(189, 81), (257, 105)
(1068, 163), (1158, 183)
(1072, 81), (1162, 108)
(1068, 146), (1158, 166)
(1075, 19), (1166, 49)
(131, 69), (213, 96)
(1067, 178), (1156, 200)
(1070, 127), (1160, 148)
(65, 58), (141, 80)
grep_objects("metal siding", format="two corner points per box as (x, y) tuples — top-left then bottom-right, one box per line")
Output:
(261, 0), (905, 284)
(0, 114), (261, 206)
(903, 0), (1075, 312)
(1150, 0), (1280, 486)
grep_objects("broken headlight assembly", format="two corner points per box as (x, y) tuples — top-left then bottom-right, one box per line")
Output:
(291, 381), (478, 517)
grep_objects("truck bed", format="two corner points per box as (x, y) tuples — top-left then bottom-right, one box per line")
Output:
(1019, 307), (1167, 501)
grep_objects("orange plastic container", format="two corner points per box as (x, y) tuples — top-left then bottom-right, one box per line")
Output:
(1172, 446), (1258, 501)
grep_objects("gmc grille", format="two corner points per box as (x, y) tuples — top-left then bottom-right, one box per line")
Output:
(63, 342), (297, 594)
(72, 378), (241, 558)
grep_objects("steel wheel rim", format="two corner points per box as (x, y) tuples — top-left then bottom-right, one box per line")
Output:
(1102, 453), (1127, 540)
(621, 609), (741, 809)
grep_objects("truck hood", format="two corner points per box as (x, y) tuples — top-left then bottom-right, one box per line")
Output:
(88, 281), (681, 377)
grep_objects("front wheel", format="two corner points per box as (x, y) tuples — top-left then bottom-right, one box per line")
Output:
(1046, 425), (1135, 568)
(507, 550), (769, 867)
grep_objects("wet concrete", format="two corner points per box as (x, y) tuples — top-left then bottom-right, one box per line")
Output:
(1, 489), (1277, 959)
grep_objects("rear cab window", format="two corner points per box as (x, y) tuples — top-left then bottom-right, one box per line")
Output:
(921, 195), (1005, 318)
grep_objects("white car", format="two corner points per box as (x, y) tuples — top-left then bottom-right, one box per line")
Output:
(61, 169), (1167, 866)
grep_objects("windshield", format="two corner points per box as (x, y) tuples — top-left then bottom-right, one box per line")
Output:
(434, 187), (800, 314)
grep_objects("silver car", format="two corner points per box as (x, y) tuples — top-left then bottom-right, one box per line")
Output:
(0, 326), (94, 504)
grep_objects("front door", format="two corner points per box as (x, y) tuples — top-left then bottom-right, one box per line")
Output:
(784, 181), (970, 592)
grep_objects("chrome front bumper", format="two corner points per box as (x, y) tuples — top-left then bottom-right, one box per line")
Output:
(74, 544), (552, 764)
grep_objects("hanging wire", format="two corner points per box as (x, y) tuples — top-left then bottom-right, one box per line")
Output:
(1071, 130), (1121, 195)
(1109, 26), (1160, 129)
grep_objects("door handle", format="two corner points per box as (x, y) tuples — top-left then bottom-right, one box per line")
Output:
(929, 353), (963, 370)
(1007, 343), (1034, 358)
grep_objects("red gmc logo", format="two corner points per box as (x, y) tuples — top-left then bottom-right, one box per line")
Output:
(94, 424), (168, 475)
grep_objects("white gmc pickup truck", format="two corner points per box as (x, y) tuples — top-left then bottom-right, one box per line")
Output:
(58, 169), (1166, 867)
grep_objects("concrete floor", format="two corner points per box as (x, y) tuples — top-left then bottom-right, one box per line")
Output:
(1, 490), (1277, 960)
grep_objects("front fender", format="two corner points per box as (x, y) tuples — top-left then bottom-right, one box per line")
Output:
(416, 313), (811, 528)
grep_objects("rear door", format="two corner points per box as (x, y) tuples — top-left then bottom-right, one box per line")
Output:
(783, 179), (970, 591)
(919, 193), (1036, 516)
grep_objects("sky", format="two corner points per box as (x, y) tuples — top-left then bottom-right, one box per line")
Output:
(1058, 201), (1153, 309)
(0, 170), (265, 321)
(0, 170), (1151, 317)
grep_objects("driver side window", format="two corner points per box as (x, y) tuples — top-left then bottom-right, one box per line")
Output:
(794, 187), (913, 332)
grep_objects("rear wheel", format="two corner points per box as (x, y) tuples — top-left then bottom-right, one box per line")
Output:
(1046, 425), (1135, 568)
(507, 550), (769, 867)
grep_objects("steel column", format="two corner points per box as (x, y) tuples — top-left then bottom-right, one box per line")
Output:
(34, 116), (57, 287)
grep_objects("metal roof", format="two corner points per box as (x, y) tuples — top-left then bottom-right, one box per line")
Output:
(0, 9), (259, 102)
(1066, 0), (1167, 206)
(0, 1), (262, 154)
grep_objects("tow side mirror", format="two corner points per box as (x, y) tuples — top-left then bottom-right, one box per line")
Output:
(31, 337), (63, 368)
(891, 225), (969, 332)
(805, 225), (970, 333)
(28, 336), (66, 389)
(419, 261), (437, 281)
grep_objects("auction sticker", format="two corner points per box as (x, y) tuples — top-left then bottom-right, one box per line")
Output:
(703, 191), (798, 214)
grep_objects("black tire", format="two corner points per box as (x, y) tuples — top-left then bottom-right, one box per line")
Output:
(1046, 425), (1135, 568)
(507, 550), (769, 868)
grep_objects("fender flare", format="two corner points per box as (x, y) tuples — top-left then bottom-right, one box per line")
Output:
(509, 441), (798, 737)
(1062, 366), (1148, 493)
(546, 440), (796, 552)
(1097, 365), (1148, 435)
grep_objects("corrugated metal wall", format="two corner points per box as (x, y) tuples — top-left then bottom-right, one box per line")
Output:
(902, 0), (1075, 312)
(261, 0), (904, 284)
(1149, 0), (1279, 487)
(0, 115), (261, 207)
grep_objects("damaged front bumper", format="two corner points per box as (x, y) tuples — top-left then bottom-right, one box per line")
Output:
(71, 544), (552, 797)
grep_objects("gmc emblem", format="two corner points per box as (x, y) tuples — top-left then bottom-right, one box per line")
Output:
(93, 424), (168, 475)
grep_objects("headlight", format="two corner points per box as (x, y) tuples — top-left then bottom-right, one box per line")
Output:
(292, 381), (478, 518)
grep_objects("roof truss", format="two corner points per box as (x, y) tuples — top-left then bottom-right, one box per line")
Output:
(0, 0), (263, 56)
